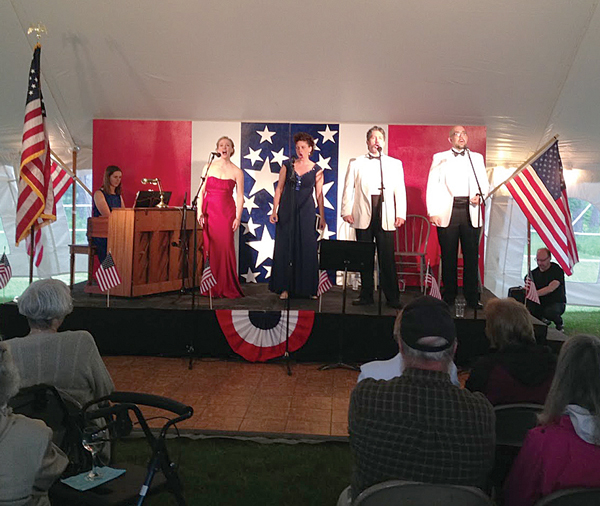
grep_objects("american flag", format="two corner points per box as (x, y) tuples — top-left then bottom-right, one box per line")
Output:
(505, 141), (578, 275)
(200, 258), (217, 293)
(524, 274), (540, 305)
(51, 160), (73, 203)
(94, 253), (122, 292)
(16, 43), (56, 247)
(0, 253), (12, 290)
(425, 272), (442, 300)
(25, 225), (43, 267)
(317, 270), (332, 296)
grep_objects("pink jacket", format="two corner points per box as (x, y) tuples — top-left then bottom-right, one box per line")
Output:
(504, 415), (600, 506)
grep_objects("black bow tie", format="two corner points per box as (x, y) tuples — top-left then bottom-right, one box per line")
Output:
(452, 150), (465, 157)
(367, 153), (381, 160)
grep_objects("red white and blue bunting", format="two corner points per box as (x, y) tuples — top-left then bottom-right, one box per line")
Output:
(216, 310), (314, 362)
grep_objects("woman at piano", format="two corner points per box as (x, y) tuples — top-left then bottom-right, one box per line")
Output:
(197, 136), (244, 298)
(92, 165), (125, 262)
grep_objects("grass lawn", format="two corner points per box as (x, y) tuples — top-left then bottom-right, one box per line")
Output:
(113, 437), (352, 506)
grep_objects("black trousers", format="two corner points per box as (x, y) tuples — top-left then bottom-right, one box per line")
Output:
(355, 197), (400, 303)
(436, 198), (481, 304)
(527, 301), (566, 327)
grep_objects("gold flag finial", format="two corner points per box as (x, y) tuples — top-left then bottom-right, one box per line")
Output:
(27, 23), (47, 40)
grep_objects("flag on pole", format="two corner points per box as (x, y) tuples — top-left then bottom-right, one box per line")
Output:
(524, 275), (540, 305)
(200, 258), (217, 293)
(0, 253), (12, 289)
(51, 160), (73, 203)
(317, 270), (333, 296)
(16, 43), (56, 247)
(25, 226), (43, 267)
(425, 271), (442, 300)
(94, 253), (122, 292)
(505, 141), (579, 275)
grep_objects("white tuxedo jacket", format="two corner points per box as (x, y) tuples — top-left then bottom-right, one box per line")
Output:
(341, 154), (407, 231)
(426, 149), (489, 228)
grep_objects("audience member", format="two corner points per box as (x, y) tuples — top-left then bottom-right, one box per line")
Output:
(0, 341), (68, 506)
(357, 318), (461, 387)
(345, 296), (495, 503)
(8, 279), (114, 408)
(466, 297), (556, 405)
(504, 334), (600, 506)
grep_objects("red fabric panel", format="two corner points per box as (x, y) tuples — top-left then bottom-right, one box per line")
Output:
(388, 125), (487, 284)
(92, 119), (192, 208)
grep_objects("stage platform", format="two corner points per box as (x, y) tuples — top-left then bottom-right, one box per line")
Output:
(0, 283), (551, 367)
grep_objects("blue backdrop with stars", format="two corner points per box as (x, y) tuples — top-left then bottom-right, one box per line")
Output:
(238, 122), (339, 284)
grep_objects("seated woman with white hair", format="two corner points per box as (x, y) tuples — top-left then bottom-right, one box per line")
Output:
(0, 341), (68, 506)
(7, 279), (114, 408)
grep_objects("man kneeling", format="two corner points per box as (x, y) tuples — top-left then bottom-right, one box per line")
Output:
(346, 296), (495, 502)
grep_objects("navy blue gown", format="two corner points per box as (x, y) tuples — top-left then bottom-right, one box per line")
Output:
(92, 190), (122, 262)
(269, 163), (321, 297)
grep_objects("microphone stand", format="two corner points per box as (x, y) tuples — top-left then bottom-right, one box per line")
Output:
(177, 193), (189, 296)
(376, 147), (385, 316)
(466, 148), (485, 319)
(281, 157), (296, 376)
(186, 152), (217, 370)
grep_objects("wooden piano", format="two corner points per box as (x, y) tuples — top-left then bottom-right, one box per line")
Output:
(86, 208), (202, 297)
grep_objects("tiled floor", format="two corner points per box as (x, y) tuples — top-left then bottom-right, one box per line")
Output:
(104, 356), (358, 438)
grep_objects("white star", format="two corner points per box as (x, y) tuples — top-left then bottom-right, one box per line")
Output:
(256, 126), (276, 144)
(247, 226), (275, 267)
(318, 224), (336, 241)
(313, 138), (320, 152)
(322, 181), (335, 210)
(268, 202), (274, 215)
(263, 265), (272, 279)
(317, 154), (332, 171)
(246, 158), (280, 198)
(242, 267), (259, 283)
(244, 147), (263, 166)
(243, 195), (260, 215)
(242, 217), (260, 236)
(270, 148), (289, 167)
(318, 125), (338, 144)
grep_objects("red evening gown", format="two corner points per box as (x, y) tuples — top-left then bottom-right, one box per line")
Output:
(201, 177), (244, 298)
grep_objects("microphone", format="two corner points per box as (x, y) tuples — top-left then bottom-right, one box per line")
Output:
(376, 145), (382, 153)
(211, 152), (222, 158)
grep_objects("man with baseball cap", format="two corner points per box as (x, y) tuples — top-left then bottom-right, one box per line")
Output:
(346, 296), (495, 501)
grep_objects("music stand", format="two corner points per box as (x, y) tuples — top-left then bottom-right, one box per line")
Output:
(319, 240), (375, 372)
(320, 239), (375, 314)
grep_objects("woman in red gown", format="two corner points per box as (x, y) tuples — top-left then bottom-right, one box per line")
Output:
(198, 136), (244, 298)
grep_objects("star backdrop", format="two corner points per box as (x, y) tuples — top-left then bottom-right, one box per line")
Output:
(239, 123), (339, 283)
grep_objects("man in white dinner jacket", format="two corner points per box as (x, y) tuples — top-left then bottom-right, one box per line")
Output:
(341, 126), (406, 309)
(426, 125), (489, 309)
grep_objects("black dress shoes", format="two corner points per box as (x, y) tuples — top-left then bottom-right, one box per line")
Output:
(352, 298), (374, 306)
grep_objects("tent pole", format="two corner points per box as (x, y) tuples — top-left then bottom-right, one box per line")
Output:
(71, 148), (77, 247)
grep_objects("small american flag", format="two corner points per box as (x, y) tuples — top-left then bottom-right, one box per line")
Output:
(425, 272), (442, 300)
(0, 253), (12, 289)
(317, 270), (332, 296)
(94, 253), (122, 292)
(200, 258), (217, 293)
(525, 275), (540, 305)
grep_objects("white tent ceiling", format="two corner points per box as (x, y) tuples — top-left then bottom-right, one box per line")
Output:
(1, 0), (600, 174)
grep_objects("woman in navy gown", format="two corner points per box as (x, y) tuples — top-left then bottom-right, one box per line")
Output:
(269, 132), (325, 299)
(92, 165), (125, 262)
(198, 136), (244, 298)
